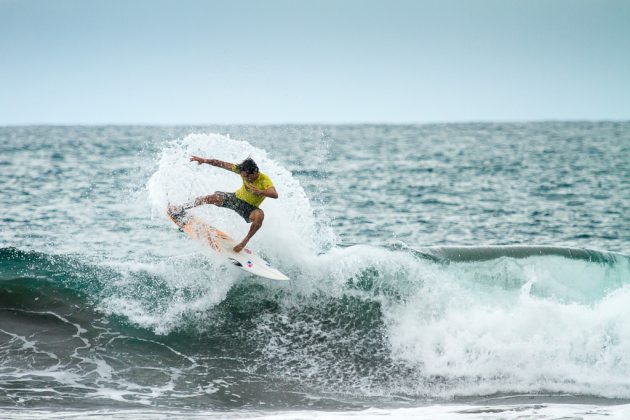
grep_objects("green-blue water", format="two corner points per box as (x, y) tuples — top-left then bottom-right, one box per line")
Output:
(1, 123), (630, 418)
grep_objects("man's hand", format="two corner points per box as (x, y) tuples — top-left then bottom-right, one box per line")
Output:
(244, 182), (264, 195)
(244, 183), (279, 199)
(189, 156), (234, 171)
(190, 156), (207, 165)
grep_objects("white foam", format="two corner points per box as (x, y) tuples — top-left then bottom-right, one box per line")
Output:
(2, 404), (630, 419)
(386, 259), (630, 398)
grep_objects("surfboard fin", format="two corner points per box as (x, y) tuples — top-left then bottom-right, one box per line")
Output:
(228, 258), (243, 267)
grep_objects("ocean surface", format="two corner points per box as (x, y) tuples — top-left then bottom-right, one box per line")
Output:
(1, 123), (630, 419)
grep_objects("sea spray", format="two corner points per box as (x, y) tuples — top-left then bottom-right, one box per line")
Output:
(146, 132), (337, 260)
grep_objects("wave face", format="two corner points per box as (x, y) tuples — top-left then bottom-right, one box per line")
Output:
(2, 124), (630, 411)
(2, 244), (630, 409)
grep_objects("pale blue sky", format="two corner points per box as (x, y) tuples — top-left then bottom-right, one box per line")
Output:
(1, 0), (629, 124)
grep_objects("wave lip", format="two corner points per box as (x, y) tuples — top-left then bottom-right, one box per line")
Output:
(418, 245), (625, 264)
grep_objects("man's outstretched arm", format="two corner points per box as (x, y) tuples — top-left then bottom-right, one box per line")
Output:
(190, 156), (234, 171)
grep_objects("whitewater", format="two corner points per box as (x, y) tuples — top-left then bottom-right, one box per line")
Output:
(1, 123), (629, 419)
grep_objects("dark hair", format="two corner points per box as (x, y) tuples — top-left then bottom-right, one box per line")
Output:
(237, 157), (259, 174)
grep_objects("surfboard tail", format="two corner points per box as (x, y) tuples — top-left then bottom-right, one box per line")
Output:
(166, 205), (188, 227)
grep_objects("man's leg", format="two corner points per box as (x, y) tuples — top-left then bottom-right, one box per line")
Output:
(173, 193), (224, 213)
(188, 193), (224, 208)
(233, 209), (264, 253)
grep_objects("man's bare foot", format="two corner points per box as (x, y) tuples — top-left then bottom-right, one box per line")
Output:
(233, 242), (247, 253)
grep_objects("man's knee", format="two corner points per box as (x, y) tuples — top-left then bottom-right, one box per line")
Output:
(197, 193), (222, 206)
(250, 209), (264, 225)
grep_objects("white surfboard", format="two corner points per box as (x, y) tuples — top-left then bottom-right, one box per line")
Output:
(166, 207), (289, 281)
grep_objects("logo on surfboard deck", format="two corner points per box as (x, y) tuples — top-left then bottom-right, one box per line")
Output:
(247, 260), (253, 268)
(244, 248), (252, 254)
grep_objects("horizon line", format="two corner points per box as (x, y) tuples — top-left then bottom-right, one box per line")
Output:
(2, 118), (630, 128)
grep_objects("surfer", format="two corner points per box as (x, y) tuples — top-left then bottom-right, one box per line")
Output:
(171, 157), (278, 253)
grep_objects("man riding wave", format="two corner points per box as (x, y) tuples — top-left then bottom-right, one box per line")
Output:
(170, 156), (278, 253)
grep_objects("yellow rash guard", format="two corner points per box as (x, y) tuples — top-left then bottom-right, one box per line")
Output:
(230, 164), (274, 208)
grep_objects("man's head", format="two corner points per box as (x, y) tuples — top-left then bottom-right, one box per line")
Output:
(237, 157), (259, 182)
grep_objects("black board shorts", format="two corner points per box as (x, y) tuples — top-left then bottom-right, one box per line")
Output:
(216, 191), (257, 223)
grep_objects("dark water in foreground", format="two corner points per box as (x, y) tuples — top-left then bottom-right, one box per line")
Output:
(1, 123), (629, 418)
